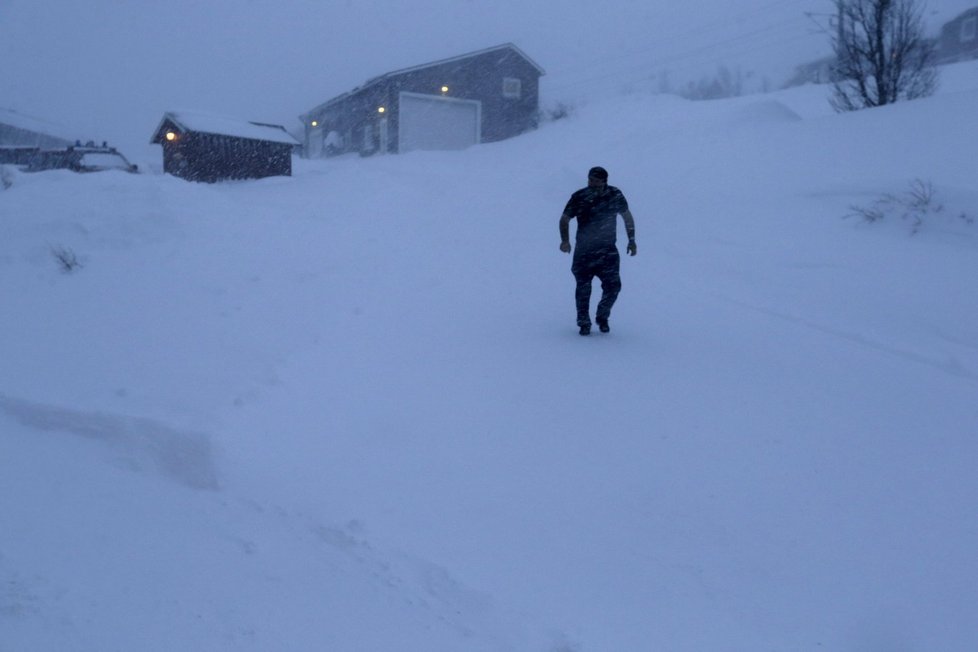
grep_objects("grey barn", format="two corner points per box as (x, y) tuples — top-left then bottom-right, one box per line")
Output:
(300, 43), (544, 158)
(937, 7), (978, 63)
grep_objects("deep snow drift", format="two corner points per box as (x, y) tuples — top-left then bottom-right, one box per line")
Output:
(2, 61), (977, 651)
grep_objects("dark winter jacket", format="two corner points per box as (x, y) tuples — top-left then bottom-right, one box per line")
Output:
(562, 185), (630, 255)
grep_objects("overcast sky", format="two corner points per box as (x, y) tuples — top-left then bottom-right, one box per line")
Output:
(1, 0), (973, 158)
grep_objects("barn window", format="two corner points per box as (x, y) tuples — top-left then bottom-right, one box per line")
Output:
(502, 77), (522, 99)
(961, 16), (977, 43)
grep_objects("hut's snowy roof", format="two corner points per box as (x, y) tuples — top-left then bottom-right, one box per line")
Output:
(152, 110), (298, 145)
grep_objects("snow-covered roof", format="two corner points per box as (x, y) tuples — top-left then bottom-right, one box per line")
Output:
(302, 43), (545, 118)
(0, 107), (75, 142)
(368, 42), (545, 83)
(151, 110), (299, 146)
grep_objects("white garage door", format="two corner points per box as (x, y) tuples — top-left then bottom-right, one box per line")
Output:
(398, 92), (481, 153)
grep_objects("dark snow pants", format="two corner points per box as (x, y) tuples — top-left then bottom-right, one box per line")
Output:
(571, 247), (621, 326)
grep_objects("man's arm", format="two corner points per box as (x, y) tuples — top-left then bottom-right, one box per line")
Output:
(622, 209), (637, 256)
(559, 213), (572, 253)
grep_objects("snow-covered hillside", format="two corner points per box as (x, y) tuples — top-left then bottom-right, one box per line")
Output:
(2, 61), (977, 651)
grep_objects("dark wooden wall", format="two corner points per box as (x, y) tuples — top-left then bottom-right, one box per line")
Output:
(163, 132), (292, 182)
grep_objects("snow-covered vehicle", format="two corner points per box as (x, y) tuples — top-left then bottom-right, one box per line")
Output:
(25, 142), (138, 174)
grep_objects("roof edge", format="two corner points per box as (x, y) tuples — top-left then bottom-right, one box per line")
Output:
(367, 42), (545, 84)
(151, 111), (298, 146)
(305, 42), (545, 116)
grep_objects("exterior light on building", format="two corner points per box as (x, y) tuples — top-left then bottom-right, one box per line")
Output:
(441, 85), (449, 94)
(311, 120), (318, 127)
(378, 106), (386, 114)
(165, 131), (177, 141)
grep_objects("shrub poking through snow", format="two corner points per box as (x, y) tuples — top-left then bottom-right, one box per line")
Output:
(846, 179), (973, 234)
(541, 101), (574, 122)
(50, 245), (82, 273)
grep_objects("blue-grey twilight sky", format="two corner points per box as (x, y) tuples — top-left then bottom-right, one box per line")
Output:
(1, 0), (973, 157)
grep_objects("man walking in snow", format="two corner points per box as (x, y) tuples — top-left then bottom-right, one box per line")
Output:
(559, 166), (637, 335)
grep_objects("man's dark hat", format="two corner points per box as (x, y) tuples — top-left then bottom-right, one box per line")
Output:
(588, 166), (608, 180)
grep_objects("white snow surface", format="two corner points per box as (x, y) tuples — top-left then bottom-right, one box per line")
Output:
(2, 61), (978, 651)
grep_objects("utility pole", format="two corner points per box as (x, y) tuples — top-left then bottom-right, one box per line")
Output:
(836, 1), (844, 44)
(834, 0), (845, 72)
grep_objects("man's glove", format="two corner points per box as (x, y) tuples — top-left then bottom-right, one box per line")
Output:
(560, 241), (571, 253)
(627, 240), (637, 256)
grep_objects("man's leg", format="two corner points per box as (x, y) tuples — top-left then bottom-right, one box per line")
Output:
(595, 250), (622, 328)
(574, 272), (594, 326)
(572, 256), (595, 328)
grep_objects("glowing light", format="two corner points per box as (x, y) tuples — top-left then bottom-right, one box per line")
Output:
(311, 120), (318, 127)
(441, 86), (449, 93)
(377, 106), (386, 114)
(165, 131), (177, 141)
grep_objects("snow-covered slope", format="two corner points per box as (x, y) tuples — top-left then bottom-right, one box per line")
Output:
(2, 61), (977, 651)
